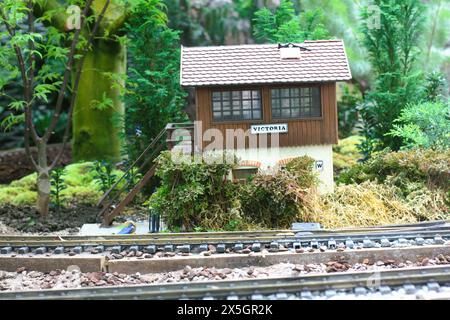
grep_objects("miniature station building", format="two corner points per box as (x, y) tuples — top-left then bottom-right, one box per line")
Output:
(179, 40), (352, 193)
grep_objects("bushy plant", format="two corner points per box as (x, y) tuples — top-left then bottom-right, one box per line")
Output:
(337, 149), (450, 198)
(238, 156), (319, 229)
(148, 151), (241, 231)
(149, 152), (321, 230)
(123, 1), (187, 163)
(359, 0), (426, 153)
(238, 171), (307, 229)
(388, 100), (450, 150)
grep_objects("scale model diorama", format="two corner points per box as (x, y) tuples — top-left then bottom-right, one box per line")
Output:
(180, 40), (352, 192)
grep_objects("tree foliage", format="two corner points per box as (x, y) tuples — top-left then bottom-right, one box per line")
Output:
(388, 100), (449, 150)
(359, 0), (426, 155)
(0, 0), (112, 214)
(123, 0), (187, 162)
(253, 0), (329, 43)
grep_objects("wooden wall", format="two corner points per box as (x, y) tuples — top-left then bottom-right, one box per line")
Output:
(195, 82), (338, 149)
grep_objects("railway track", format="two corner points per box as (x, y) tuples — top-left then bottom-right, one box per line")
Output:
(1, 265), (449, 300)
(0, 222), (449, 255)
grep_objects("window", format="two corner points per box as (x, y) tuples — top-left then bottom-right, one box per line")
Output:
(271, 87), (321, 119)
(212, 90), (262, 121)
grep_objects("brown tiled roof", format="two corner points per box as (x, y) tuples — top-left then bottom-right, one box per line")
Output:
(180, 40), (352, 86)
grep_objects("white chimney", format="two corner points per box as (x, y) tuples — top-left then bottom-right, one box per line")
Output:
(279, 43), (301, 59)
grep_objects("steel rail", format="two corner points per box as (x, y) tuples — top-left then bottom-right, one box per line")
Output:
(0, 229), (448, 248)
(0, 230), (294, 241)
(0, 227), (450, 246)
(0, 220), (448, 242)
(2, 265), (450, 300)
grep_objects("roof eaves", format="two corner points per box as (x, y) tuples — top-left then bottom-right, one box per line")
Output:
(180, 45), (184, 86)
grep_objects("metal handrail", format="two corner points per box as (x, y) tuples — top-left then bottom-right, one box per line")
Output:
(97, 122), (195, 210)
(96, 127), (168, 207)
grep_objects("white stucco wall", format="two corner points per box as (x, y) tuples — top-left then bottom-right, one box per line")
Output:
(171, 144), (334, 194)
(230, 145), (334, 194)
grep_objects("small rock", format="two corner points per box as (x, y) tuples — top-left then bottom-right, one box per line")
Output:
(362, 258), (370, 265)
(183, 266), (192, 274)
(222, 268), (232, 274)
(293, 265), (304, 272)
(295, 248), (304, 254)
(28, 271), (41, 278)
(421, 258), (429, 266)
(164, 252), (176, 257)
(201, 251), (212, 256)
(16, 267), (26, 273)
(112, 253), (124, 260)
(144, 254), (153, 259)
(241, 248), (251, 254)
(135, 251), (143, 257)
(375, 261), (385, 266)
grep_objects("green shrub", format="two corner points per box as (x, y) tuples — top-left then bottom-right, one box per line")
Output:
(388, 100), (450, 150)
(148, 151), (242, 231)
(238, 156), (318, 229)
(284, 155), (319, 187)
(338, 148), (449, 190)
(148, 152), (320, 231)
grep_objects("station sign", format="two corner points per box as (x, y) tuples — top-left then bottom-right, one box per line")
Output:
(251, 123), (288, 134)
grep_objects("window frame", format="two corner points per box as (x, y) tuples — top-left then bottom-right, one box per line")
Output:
(270, 85), (323, 121)
(210, 88), (264, 124)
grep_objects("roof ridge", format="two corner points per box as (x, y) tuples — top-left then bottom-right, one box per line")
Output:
(182, 40), (343, 50)
(303, 39), (343, 43)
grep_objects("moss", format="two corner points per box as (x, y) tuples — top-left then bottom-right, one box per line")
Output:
(11, 191), (37, 206)
(0, 186), (36, 205)
(62, 162), (97, 187)
(72, 40), (126, 162)
(0, 162), (125, 208)
(61, 186), (102, 206)
(9, 173), (37, 190)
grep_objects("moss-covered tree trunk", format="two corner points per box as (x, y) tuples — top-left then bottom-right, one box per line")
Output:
(72, 39), (126, 162)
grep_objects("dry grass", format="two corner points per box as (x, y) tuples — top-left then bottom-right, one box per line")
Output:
(299, 181), (448, 229)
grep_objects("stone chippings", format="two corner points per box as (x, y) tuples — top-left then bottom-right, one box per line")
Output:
(1, 254), (450, 292)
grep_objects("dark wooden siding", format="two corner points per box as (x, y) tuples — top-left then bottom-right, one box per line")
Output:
(195, 82), (338, 149)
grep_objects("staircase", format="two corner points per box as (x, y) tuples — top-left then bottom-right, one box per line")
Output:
(97, 123), (195, 226)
